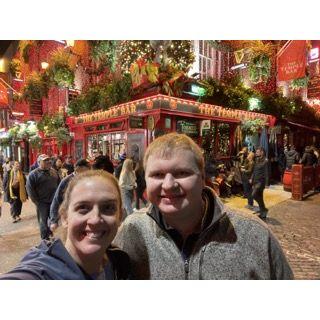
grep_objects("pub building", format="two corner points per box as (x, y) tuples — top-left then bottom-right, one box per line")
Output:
(68, 94), (272, 164)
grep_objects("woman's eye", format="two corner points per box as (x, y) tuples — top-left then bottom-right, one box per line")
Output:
(101, 204), (117, 214)
(76, 205), (90, 214)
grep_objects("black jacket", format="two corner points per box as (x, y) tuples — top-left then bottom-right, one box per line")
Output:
(26, 168), (59, 204)
(252, 157), (269, 186)
(0, 238), (131, 280)
(285, 150), (300, 169)
(300, 149), (317, 166)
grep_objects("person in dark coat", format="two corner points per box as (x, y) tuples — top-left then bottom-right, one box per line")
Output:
(49, 159), (91, 232)
(300, 146), (317, 166)
(241, 152), (255, 209)
(26, 154), (60, 240)
(0, 170), (130, 280)
(250, 147), (269, 220)
(114, 152), (126, 179)
(62, 155), (74, 175)
(3, 161), (28, 223)
(284, 145), (300, 170)
(93, 153), (114, 174)
(134, 160), (147, 210)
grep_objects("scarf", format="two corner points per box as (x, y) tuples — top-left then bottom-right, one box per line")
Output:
(9, 169), (27, 202)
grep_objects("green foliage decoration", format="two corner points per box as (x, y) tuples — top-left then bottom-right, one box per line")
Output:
(88, 40), (117, 73)
(47, 48), (75, 88)
(248, 53), (271, 83)
(290, 76), (309, 90)
(8, 59), (21, 78)
(22, 72), (49, 102)
(37, 113), (71, 147)
(67, 74), (132, 116)
(241, 119), (267, 136)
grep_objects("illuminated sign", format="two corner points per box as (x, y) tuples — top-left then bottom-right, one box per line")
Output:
(190, 84), (206, 96)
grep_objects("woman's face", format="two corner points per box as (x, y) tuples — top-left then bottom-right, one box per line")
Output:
(63, 176), (121, 265)
(55, 159), (62, 168)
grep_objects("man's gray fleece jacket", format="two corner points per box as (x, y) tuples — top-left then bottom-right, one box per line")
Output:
(114, 187), (293, 280)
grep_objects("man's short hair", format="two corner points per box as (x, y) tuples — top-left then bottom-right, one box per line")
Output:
(75, 158), (90, 168)
(143, 133), (205, 176)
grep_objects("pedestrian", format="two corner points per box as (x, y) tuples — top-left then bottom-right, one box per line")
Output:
(114, 152), (126, 179)
(250, 147), (269, 220)
(62, 155), (74, 175)
(284, 145), (300, 170)
(134, 160), (147, 210)
(26, 154), (60, 240)
(3, 161), (28, 223)
(0, 170), (130, 280)
(114, 133), (293, 279)
(300, 146), (317, 166)
(119, 158), (136, 217)
(49, 158), (91, 232)
(2, 157), (12, 178)
(241, 151), (255, 210)
(52, 157), (68, 180)
(93, 153), (114, 174)
(29, 154), (40, 171)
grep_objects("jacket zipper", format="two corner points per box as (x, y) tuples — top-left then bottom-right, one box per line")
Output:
(184, 259), (190, 280)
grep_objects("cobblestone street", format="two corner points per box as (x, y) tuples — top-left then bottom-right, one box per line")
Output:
(224, 186), (320, 280)
(0, 187), (319, 279)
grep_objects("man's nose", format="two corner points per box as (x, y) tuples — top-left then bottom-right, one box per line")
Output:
(162, 173), (176, 190)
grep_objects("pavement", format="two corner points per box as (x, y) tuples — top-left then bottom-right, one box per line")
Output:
(0, 185), (319, 279)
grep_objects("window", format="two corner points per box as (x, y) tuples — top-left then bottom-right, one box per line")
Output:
(195, 40), (223, 80)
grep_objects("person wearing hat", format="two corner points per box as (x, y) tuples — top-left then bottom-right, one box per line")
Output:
(26, 154), (60, 240)
(49, 158), (91, 232)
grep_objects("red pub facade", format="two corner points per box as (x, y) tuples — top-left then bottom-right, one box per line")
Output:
(68, 94), (272, 163)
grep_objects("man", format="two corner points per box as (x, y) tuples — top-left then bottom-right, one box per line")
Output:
(62, 155), (74, 175)
(114, 133), (293, 279)
(26, 154), (59, 240)
(284, 145), (300, 170)
(49, 158), (91, 232)
(250, 147), (269, 220)
(93, 153), (114, 174)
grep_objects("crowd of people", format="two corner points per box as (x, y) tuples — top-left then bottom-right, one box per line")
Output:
(2, 133), (319, 279)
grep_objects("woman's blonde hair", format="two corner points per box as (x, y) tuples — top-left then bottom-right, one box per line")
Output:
(59, 170), (123, 221)
(143, 133), (205, 176)
(121, 158), (134, 173)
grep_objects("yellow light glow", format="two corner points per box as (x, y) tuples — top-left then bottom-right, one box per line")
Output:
(41, 62), (49, 69)
(66, 40), (75, 47)
(0, 59), (6, 73)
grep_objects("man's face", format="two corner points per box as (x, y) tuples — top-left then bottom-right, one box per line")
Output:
(40, 158), (51, 170)
(145, 149), (204, 222)
(255, 149), (262, 158)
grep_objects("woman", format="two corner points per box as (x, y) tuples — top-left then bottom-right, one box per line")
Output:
(119, 158), (136, 217)
(52, 157), (68, 180)
(0, 170), (130, 280)
(3, 161), (27, 223)
(241, 152), (255, 210)
(134, 160), (147, 210)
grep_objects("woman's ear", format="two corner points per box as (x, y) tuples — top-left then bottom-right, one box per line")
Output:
(61, 212), (68, 228)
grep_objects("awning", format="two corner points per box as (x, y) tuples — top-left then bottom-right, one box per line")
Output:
(287, 121), (320, 133)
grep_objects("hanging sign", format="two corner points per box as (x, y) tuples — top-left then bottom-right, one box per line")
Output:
(277, 40), (307, 81)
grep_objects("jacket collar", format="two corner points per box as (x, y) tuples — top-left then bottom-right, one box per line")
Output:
(147, 186), (227, 233)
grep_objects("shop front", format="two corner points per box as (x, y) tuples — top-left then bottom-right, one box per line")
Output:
(68, 94), (272, 162)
